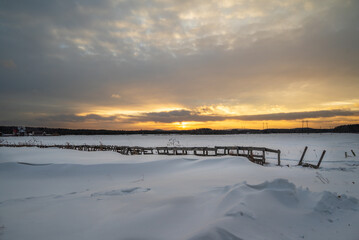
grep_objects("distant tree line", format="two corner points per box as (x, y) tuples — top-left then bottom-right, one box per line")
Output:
(2, 125), (358, 135)
(333, 124), (359, 133)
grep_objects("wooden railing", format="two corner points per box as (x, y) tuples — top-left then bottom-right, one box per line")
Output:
(0, 144), (281, 166)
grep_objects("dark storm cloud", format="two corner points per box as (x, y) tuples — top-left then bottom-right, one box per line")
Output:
(233, 109), (359, 121)
(37, 114), (118, 123)
(8, 108), (357, 128)
(126, 109), (359, 123)
(130, 110), (226, 123)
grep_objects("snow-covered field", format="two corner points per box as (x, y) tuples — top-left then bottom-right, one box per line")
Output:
(0, 133), (358, 240)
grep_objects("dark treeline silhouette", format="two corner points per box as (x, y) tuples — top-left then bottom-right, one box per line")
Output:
(333, 124), (359, 133)
(2, 125), (358, 135)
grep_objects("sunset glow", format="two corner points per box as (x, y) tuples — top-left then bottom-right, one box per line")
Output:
(1, 0), (358, 130)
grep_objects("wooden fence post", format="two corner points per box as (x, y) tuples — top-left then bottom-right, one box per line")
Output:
(277, 150), (281, 166)
(351, 150), (356, 157)
(316, 150), (326, 168)
(298, 146), (308, 165)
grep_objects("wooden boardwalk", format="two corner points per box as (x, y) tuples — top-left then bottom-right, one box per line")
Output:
(0, 144), (281, 166)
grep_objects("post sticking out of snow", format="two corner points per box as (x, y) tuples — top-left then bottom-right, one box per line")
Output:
(298, 146), (308, 165)
(316, 150), (326, 168)
(277, 150), (281, 166)
(345, 152), (348, 158)
(262, 150), (266, 162)
(351, 150), (356, 157)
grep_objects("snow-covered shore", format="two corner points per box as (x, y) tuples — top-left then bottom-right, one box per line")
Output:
(0, 134), (358, 239)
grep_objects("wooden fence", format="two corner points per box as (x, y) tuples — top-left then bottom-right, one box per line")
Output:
(0, 144), (281, 166)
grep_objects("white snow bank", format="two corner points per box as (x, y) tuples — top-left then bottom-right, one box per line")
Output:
(187, 179), (358, 240)
(2, 173), (357, 239)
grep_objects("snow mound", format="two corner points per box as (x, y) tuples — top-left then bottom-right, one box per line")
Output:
(314, 191), (358, 215)
(186, 179), (359, 240)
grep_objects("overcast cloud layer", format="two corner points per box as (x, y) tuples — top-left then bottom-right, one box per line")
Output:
(1, 0), (359, 129)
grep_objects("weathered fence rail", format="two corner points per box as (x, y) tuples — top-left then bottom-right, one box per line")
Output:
(0, 144), (281, 166)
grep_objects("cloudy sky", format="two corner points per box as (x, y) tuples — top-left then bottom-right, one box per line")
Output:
(1, 0), (359, 130)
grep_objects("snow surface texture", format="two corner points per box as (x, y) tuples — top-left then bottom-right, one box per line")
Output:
(0, 133), (359, 240)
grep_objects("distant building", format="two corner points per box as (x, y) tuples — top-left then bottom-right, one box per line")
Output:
(13, 126), (27, 136)
(18, 126), (26, 136)
(30, 131), (47, 136)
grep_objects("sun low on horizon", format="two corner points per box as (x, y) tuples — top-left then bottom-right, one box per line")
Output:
(1, 0), (359, 130)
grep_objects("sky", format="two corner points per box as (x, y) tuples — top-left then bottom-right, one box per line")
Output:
(1, 0), (359, 130)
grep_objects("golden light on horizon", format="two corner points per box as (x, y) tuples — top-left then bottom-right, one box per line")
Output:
(63, 100), (359, 130)
(173, 122), (189, 130)
(1, 0), (358, 129)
